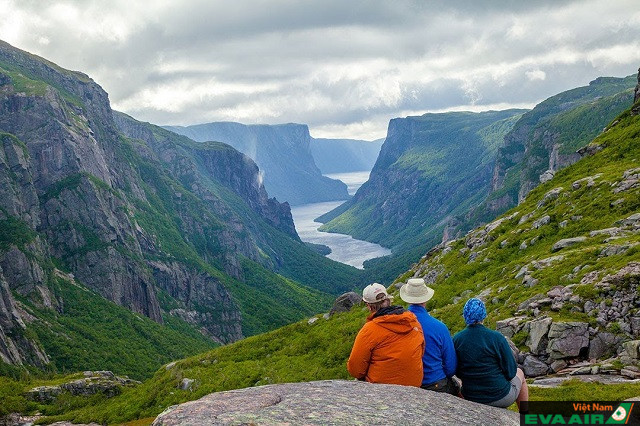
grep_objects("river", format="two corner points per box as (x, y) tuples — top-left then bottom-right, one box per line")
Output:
(290, 171), (392, 269)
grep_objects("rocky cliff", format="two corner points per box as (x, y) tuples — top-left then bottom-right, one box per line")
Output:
(310, 137), (383, 174)
(153, 380), (519, 425)
(165, 122), (349, 205)
(489, 75), (636, 210)
(318, 110), (526, 282)
(402, 88), (640, 378)
(0, 40), (346, 368)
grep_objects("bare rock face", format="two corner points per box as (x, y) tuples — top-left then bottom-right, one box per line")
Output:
(152, 380), (519, 426)
(547, 322), (589, 360)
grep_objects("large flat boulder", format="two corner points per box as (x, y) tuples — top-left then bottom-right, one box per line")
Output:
(152, 380), (519, 425)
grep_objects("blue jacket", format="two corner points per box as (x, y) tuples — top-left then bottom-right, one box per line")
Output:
(407, 304), (457, 386)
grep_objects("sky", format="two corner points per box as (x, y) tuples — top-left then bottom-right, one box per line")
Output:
(1, 0), (639, 140)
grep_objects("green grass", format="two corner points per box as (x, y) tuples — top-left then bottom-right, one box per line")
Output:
(26, 277), (217, 381)
(395, 104), (640, 333)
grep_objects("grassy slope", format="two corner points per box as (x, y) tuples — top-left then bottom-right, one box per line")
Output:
(323, 113), (525, 285)
(413, 105), (639, 334)
(17, 103), (639, 424)
(21, 276), (217, 382)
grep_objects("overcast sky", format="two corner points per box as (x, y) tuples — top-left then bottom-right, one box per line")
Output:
(1, 0), (639, 140)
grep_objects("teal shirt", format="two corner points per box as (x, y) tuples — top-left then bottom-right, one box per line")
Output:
(452, 324), (517, 404)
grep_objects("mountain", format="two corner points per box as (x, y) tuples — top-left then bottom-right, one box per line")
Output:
(486, 75), (636, 214)
(164, 122), (349, 205)
(0, 40), (361, 374)
(318, 109), (527, 282)
(3, 73), (639, 426)
(310, 138), (383, 174)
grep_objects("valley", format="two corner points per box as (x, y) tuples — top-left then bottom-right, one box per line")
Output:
(0, 9), (639, 424)
(290, 171), (392, 269)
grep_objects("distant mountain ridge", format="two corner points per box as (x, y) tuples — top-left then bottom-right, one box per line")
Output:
(164, 122), (349, 205)
(310, 138), (383, 174)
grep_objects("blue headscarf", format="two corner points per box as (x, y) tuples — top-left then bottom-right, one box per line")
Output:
(463, 298), (486, 325)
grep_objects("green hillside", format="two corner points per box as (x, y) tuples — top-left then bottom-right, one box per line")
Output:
(9, 99), (639, 426)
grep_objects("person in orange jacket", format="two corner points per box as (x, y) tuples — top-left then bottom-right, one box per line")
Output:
(347, 283), (425, 387)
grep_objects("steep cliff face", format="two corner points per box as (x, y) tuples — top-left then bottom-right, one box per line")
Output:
(401, 91), (640, 378)
(490, 75), (636, 208)
(165, 122), (349, 205)
(310, 138), (383, 174)
(0, 40), (342, 367)
(318, 110), (526, 282)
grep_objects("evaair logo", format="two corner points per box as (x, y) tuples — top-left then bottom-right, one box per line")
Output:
(523, 402), (637, 425)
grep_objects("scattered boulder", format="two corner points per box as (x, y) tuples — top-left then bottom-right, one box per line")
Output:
(532, 215), (551, 229)
(496, 316), (526, 339)
(151, 380), (520, 426)
(523, 355), (550, 377)
(551, 237), (586, 252)
(526, 317), (553, 355)
(26, 371), (138, 403)
(307, 317), (319, 325)
(537, 187), (563, 209)
(546, 322), (589, 359)
(179, 378), (195, 391)
(329, 292), (361, 316)
(522, 275), (539, 287)
(624, 340), (640, 360)
(539, 170), (555, 183)
(588, 332), (620, 360)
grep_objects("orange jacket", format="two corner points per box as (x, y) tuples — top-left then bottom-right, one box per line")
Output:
(347, 308), (425, 387)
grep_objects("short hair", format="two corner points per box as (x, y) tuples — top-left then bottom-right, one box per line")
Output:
(366, 297), (389, 312)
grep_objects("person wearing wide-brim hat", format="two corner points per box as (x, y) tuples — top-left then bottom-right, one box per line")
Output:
(400, 278), (459, 395)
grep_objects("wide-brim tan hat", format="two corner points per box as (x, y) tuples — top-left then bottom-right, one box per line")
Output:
(400, 278), (435, 304)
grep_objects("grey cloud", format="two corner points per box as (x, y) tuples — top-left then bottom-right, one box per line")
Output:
(3, 0), (639, 139)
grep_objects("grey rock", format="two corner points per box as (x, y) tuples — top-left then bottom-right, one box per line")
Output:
(549, 360), (568, 373)
(180, 378), (195, 391)
(551, 237), (587, 252)
(496, 316), (526, 339)
(600, 244), (632, 257)
(526, 317), (553, 355)
(532, 215), (551, 229)
(559, 220), (568, 228)
(152, 380), (520, 426)
(539, 170), (555, 183)
(533, 256), (565, 270)
(547, 322), (589, 359)
(519, 241), (528, 250)
(619, 213), (640, 227)
(307, 317), (319, 325)
(624, 341), (640, 359)
(515, 266), (529, 279)
(588, 332), (620, 360)
(522, 275), (539, 287)
(523, 355), (550, 377)
(621, 368), (640, 379)
(329, 292), (361, 316)
(631, 317), (640, 337)
(537, 188), (563, 209)
(590, 227), (623, 237)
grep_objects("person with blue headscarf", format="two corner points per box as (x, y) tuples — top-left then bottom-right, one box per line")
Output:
(453, 298), (529, 412)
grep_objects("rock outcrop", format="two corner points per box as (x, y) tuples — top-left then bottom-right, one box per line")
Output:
(0, 39), (338, 364)
(489, 74), (636, 209)
(152, 380), (519, 425)
(164, 122), (349, 205)
(318, 110), (525, 264)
